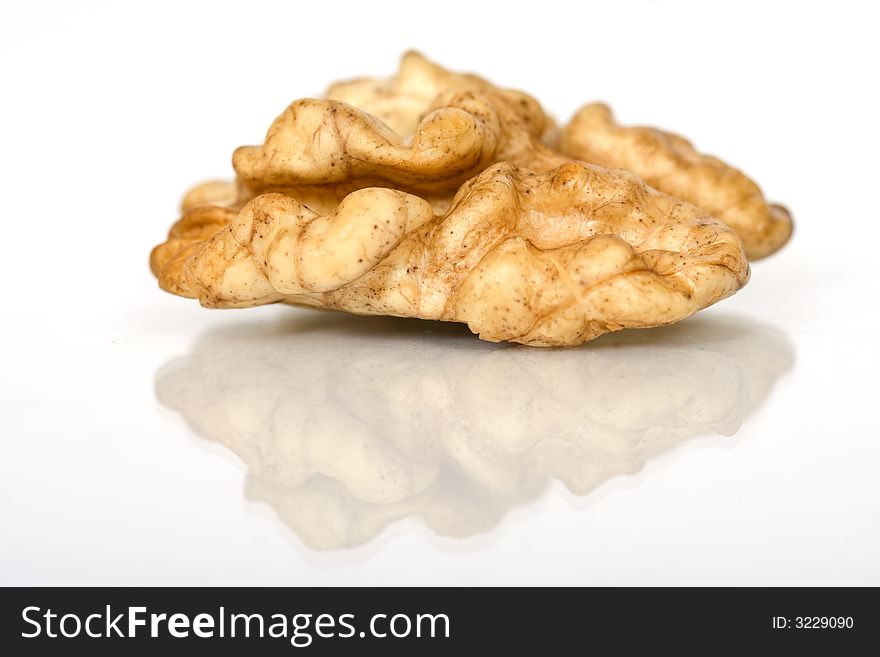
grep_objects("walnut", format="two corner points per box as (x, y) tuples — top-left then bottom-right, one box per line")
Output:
(151, 53), (786, 345)
(558, 103), (793, 259)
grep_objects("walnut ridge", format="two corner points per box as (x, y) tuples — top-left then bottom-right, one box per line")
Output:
(558, 103), (792, 259)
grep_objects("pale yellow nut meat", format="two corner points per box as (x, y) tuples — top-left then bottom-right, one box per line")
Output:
(233, 94), (500, 193)
(233, 52), (565, 198)
(180, 180), (240, 212)
(558, 103), (793, 259)
(151, 162), (749, 347)
(326, 50), (553, 143)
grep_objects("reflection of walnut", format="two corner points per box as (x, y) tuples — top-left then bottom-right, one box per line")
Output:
(152, 162), (747, 346)
(558, 103), (792, 259)
(155, 313), (794, 549)
(151, 52), (786, 345)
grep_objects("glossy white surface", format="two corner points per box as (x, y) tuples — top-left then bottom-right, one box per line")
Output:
(2, 0), (878, 585)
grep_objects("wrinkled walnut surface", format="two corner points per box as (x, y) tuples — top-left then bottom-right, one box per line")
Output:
(233, 52), (564, 202)
(558, 103), (792, 259)
(152, 162), (748, 346)
(151, 52), (779, 345)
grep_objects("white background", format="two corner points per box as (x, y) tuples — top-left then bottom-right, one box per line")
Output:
(1, 0), (878, 585)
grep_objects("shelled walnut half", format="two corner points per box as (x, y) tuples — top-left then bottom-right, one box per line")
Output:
(152, 53), (789, 346)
